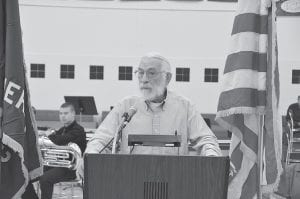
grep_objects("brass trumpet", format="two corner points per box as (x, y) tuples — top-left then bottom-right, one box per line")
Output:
(39, 136), (81, 170)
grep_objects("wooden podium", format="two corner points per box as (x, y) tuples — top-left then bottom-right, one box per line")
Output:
(84, 154), (229, 199)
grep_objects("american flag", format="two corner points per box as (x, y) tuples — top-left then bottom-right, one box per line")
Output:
(215, 0), (282, 198)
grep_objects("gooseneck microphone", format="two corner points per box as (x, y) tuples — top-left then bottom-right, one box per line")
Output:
(121, 112), (129, 123)
(126, 107), (137, 123)
(112, 106), (137, 154)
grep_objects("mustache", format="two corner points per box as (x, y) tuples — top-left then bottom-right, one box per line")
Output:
(140, 86), (151, 89)
(139, 84), (151, 89)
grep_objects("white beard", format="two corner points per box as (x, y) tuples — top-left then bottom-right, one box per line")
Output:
(140, 85), (165, 101)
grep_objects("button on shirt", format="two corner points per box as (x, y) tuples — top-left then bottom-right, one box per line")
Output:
(85, 90), (221, 156)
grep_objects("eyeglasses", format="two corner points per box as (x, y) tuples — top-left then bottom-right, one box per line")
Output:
(134, 69), (166, 79)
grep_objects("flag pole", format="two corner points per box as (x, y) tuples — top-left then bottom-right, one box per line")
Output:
(257, 114), (265, 199)
(257, 2), (277, 198)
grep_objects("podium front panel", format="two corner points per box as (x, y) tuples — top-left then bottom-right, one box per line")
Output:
(84, 154), (229, 199)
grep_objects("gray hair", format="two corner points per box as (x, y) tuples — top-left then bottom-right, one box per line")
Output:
(141, 52), (172, 73)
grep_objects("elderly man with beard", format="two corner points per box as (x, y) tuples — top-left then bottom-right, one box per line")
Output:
(77, 53), (221, 178)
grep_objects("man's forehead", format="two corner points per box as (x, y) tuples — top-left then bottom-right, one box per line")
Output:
(139, 57), (163, 70)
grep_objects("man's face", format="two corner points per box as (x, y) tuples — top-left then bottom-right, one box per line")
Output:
(59, 107), (75, 126)
(137, 57), (170, 101)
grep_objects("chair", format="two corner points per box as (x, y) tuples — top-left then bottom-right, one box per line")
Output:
(55, 179), (83, 199)
(286, 110), (300, 165)
(34, 177), (83, 199)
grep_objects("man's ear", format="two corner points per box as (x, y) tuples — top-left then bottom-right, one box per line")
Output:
(165, 73), (172, 85)
(71, 110), (76, 117)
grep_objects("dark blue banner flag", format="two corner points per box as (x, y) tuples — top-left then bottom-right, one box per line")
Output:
(0, 0), (43, 198)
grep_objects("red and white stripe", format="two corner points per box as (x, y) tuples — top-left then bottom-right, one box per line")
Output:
(216, 0), (282, 198)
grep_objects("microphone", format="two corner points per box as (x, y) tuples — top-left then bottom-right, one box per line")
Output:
(112, 106), (137, 154)
(126, 107), (137, 123)
(121, 112), (129, 122)
(119, 106), (136, 127)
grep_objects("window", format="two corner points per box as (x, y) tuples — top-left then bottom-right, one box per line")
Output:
(204, 68), (219, 82)
(30, 64), (45, 78)
(60, 65), (75, 79)
(119, 66), (132, 80)
(176, 67), (190, 82)
(292, 70), (300, 84)
(90, 65), (104, 80)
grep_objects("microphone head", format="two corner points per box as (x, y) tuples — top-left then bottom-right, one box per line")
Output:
(127, 107), (137, 122)
(122, 112), (129, 120)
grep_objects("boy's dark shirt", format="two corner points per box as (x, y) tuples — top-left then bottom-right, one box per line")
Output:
(48, 120), (86, 154)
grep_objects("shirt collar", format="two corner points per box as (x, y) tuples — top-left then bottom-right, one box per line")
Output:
(64, 120), (76, 130)
(144, 89), (169, 112)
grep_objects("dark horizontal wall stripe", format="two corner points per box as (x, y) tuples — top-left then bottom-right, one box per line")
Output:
(224, 51), (267, 73)
(217, 88), (266, 111)
(232, 13), (268, 35)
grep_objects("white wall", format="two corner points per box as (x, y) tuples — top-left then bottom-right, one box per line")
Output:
(19, 0), (300, 115)
(277, 16), (300, 114)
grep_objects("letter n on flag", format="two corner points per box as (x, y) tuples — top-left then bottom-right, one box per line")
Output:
(215, 0), (282, 198)
(0, 0), (43, 198)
